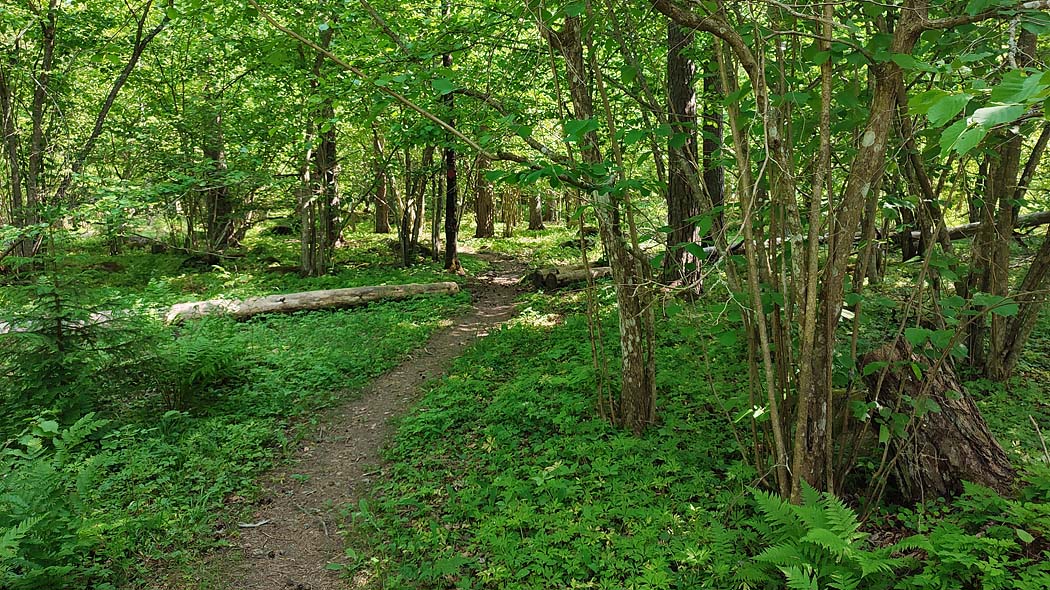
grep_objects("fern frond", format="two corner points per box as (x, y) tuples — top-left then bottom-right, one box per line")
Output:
(779, 564), (818, 590)
(753, 487), (803, 539)
(754, 541), (804, 566)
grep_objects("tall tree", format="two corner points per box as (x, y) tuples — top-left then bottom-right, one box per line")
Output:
(662, 22), (702, 288)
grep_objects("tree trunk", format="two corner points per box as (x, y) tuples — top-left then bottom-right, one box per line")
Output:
(701, 56), (725, 236)
(441, 1), (462, 273)
(662, 23), (703, 288)
(502, 188), (518, 237)
(300, 26), (340, 276)
(528, 191), (545, 230)
(0, 62), (24, 237)
(861, 341), (1015, 502)
(202, 101), (234, 251)
(541, 15), (656, 434)
(474, 154), (495, 238)
(372, 125), (390, 233)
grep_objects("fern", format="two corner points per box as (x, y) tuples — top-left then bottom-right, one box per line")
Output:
(738, 486), (905, 590)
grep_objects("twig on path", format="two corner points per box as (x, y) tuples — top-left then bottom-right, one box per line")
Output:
(237, 519), (272, 528)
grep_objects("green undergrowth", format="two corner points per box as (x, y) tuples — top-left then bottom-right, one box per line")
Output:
(346, 292), (754, 589)
(348, 287), (1050, 589)
(460, 224), (601, 269)
(0, 231), (472, 589)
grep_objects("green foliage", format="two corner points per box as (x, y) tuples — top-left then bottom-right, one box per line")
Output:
(737, 485), (908, 590)
(0, 414), (111, 589)
(146, 320), (242, 410)
(351, 299), (748, 589)
(0, 238), (470, 587)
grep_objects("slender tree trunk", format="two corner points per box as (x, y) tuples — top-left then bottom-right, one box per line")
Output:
(202, 98), (234, 251)
(540, 14), (656, 434)
(502, 188), (518, 237)
(441, 0), (462, 273)
(372, 125), (390, 233)
(300, 26), (340, 276)
(701, 57), (724, 235)
(25, 1), (58, 229)
(0, 62), (24, 236)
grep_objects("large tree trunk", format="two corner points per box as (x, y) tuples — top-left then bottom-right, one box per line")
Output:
(662, 23), (703, 288)
(528, 190), (545, 230)
(861, 341), (1015, 502)
(166, 282), (460, 323)
(474, 154), (495, 238)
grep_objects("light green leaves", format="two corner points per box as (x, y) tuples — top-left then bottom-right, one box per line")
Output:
(914, 70), (1050, 157)
(563, 118), (599, 143)
(432, 77), (456, 96)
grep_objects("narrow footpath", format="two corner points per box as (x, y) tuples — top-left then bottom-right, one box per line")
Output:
(221, 256), (523, 590)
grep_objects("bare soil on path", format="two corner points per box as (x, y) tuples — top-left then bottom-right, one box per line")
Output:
(193, 256), (524, 590)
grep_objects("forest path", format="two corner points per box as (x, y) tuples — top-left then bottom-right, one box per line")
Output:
(216, 254), (524, 590)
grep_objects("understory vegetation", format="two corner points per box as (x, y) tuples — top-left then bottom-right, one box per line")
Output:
(0, 230), (470, 589)
(6, 0), (1050, 588)
(351, 281), (1050, 590)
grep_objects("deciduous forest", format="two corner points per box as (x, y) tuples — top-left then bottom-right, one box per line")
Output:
(3, 0), (1050, 588)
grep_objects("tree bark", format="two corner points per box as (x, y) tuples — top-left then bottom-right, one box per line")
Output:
(528, 190), (545, 230)
(166, 282), (460, 323)
(662, 23), (703, 288)
(474, 154), (495, 237)
(540, 14), (656, 434)
(861, 341), (1015, 502)
(502, 188), (518, 237)
(441, 0), (462, 273)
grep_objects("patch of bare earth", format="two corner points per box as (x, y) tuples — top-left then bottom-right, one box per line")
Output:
(176, 257), (523, 590)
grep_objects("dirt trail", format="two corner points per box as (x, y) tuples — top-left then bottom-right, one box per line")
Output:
(220, 256), (523, 590)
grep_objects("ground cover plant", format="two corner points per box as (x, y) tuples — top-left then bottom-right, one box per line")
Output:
(349, 285), (1050, 589)
(0, 229), (470, 589)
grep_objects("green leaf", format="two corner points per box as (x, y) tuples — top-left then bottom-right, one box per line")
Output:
(862, 361), (888, 377)
(620, 65), (638, 85)
(904, 327), (931, 347)
(563, 2), (586, 17)
(432, 78), (456, 95)
(909, 89), (947, 115)
(1017, 528), (1035, 544)
(965, 0), (991, 16)
(927, 94), (972, 126)
(563, 118), (600, 143)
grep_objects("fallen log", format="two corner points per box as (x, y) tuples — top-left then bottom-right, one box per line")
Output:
(526, 266), (612, 290)
(909, 210), (1050, 241)
(165, 282), (460, 323)
(860, 340), (1015, 502)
